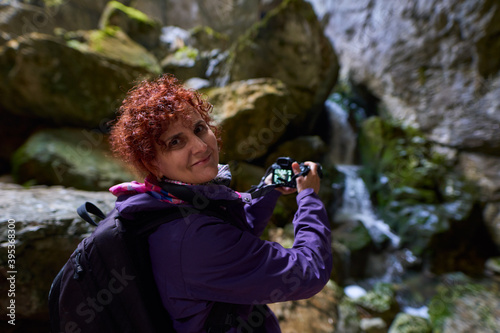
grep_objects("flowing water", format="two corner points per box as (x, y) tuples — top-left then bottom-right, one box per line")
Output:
(335, 165), (401, 249)
(325, 99), (357, 165)
(327, 98), (428, 317)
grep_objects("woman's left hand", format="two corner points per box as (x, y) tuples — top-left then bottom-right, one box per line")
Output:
(264, 174), (297, 195)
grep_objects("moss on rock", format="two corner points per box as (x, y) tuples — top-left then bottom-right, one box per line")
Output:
(11, 128), (136, 191)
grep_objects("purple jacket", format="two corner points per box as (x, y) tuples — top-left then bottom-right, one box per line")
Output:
(115, 184), (332, 332)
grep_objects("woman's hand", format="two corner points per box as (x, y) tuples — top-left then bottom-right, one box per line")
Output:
(293, 162), (320, 194)
(264, 161), (321, 195)
(264, 173), (297, 195)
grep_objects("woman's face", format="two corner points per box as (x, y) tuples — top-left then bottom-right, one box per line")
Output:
(152, 105), (219, 184)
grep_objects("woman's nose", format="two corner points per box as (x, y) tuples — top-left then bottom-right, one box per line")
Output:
(191, 135), (208, 153)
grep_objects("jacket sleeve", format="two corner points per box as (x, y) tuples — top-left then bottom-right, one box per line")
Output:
(243, 189), (281, 236)
(180, 188), (332, 304)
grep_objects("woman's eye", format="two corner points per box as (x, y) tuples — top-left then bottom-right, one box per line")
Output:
(168, 138), (180, 148)
(194, 124), (207, 134)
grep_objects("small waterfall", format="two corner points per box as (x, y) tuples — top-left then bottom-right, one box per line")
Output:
(325, 99), (357, 165)
(335, 165), (400, 248)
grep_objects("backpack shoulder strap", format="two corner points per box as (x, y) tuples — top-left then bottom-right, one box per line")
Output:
(77, 202), (106, 226)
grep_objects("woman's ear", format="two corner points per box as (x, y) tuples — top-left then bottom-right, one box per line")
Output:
(143, 159), (160, 178)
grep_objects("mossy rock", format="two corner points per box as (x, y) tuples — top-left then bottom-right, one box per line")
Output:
(0, 32), (155, 127)
(206, 78), (303, 162)
(99, 0), (161, 49)
(189, 26), (230, 52)
(428, 277), (500, 333)
(228, 161), (265, 193)
(265, 136), (327, 167)
(160, 46), (208, 81)
(388, 313), (432, 333)
(354, 283), (400, 324)
(226, 0), (339, 114)
(86, 27), (161, 74)
(11, 128), (136, 190)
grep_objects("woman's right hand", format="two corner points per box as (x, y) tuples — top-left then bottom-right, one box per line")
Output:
(292, 162), (321, 194)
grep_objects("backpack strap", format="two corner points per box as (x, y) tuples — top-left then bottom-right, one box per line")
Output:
(77, 202), (106, 226)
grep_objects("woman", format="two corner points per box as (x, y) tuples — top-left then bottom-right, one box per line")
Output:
(108, 74), (332, 332)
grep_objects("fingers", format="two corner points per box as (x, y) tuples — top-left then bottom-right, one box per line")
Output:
(296, 161), (320, 194)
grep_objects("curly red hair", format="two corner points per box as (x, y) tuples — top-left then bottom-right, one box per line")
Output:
(109, 74), (220, 177)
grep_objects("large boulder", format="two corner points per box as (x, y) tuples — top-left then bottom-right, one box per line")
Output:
(206, 78), (304, 162)
(64, 27), (161, 73)
(0, 182), (115, 324)
(322, 0), (500, 156)
(0, 32), (156, 127)
(99, 1), (161, 50)
(226, 0), (339, 117)
(11, 128), (136, 191)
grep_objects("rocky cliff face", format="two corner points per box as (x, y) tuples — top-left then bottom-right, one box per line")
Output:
(321, 0), (500, 156)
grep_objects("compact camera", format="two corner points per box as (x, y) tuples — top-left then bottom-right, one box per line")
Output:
(271, 157), (323, 188)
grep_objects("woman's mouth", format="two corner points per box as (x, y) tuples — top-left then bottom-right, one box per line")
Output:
(192, 154), (211, 167)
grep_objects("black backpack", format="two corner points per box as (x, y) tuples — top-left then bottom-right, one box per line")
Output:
(48, 201), (240, 333)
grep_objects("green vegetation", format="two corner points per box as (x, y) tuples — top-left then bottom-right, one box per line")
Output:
(107, 0), (156, 25)
(174, 46), (199, 61)
(357, 116), (478, 257)
(428, 282), (485, 332)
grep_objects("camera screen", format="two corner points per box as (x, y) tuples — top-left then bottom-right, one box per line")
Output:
(273, 169), (293, 184)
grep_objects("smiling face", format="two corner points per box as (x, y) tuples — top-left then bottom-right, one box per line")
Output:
(150, 105), (219, 184)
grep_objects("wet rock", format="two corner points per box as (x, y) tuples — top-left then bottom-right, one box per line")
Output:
(0, 182), (115, 320)
(11, 128), (136, 191)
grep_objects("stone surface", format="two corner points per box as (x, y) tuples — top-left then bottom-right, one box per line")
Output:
(428, 278), (500, 333)
(11, 128), (136, 191)
(265, 136), (327, 167)
(320, 0), (500, 156)
(99, 1), (161, 50)
(268, 281), (340, 333)
(388, 313), (432, 333)
(227, 0), (339, 115)
(458, 152), (500, 202)
(0, 32), (155, 127)
(0, 182), (115, 320)
(206, 78), (303, 162)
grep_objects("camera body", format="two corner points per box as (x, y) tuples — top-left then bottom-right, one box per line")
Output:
(271, 157), (322, 188)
